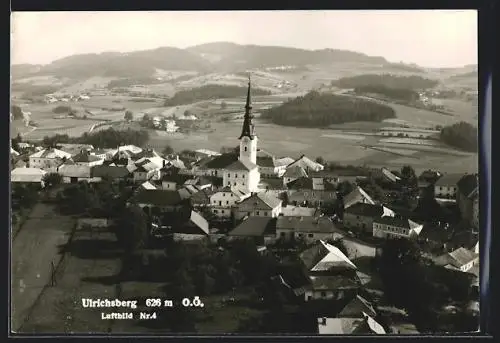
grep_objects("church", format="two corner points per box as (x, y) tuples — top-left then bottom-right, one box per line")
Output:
(222, 77), (261, 193)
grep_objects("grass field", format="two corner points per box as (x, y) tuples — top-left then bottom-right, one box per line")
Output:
(11, 203), (76, 332)
(19, 228), (122, 334)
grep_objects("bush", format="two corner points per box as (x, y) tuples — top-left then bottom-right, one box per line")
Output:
(440, 122), (478, 152)
(52, 105), (72, 114)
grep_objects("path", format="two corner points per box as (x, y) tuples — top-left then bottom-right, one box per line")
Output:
(11, 203), (76, 333)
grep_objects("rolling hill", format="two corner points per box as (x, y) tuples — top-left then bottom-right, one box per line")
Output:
(12, 42), (394, 80)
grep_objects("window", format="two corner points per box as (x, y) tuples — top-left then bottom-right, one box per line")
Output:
(299, 233), (303, 237)
(226, 201), (229, 205)
(264, 212), (268, 216)
(227, 173), (230, 177)
(244, 147), (247, 152)
(256, 211), (260, 215)
(320, 291), (326, 298)
(308, 233), (314, 238)
(221, 210), (225, 214)
(213, 209), (218, 213)
(356, 216), (360, 219)
(235, 174), (238, 178)
(213, 200), (216, 204)
(219, 201), (222, 206)
(223, 193), (225, 197)
(247, 212), (251, 216)
(234, 182), (237, 186)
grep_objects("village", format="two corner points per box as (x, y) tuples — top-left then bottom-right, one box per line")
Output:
(10, 79), (480, 334)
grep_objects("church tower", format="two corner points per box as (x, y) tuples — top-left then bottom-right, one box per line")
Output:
(239, 76), (258, 165)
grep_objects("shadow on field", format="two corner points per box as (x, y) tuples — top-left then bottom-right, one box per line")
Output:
(58, 239), (123, 260)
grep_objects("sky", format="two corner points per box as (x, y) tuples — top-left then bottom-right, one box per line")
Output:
(11, 10), (477, 68)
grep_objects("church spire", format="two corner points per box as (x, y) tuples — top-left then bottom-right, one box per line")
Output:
(239, 74), (255, 140)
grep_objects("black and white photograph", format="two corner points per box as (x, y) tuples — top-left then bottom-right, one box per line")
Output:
(10, 10), (480, 335)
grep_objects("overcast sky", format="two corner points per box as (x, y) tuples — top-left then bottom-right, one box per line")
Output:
(11, 10), (477, 68)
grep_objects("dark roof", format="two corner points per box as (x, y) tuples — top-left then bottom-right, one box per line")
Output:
(344, 203), (384, 217)
(299, 241), (355, 272)
(72, 151), (102, 163)
(283, 165), (308, 178)
(338, 295), (377, 318)
(225, 159), (257, 171)
(434, 173), (463, 186)
(276, 216), (342, 234)
(260, 177), (285, 190)
(287, 177), (313, 190)
(418, 170), (441, 182)
(200, 153), (238, 169)
(161, 173), (193, 184)
(131, 189), (183, 207)
(257, 155), (275, 168)
(457, 174), (478, 198)
(373, 216), (421, 229)
(229, 217), (277, 237)
(308, 275), (360, 291)
(91, 165), (130, 178)
(190, 188), (215, 206)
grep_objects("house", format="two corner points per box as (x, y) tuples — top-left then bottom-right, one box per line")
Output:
(310, 170), (342, 186)
(192, 153), (238, 177)
(373, 216), (423, 239)
(343, 186), (376, 209)
(299, 240), (357, 274)
(132, 159), (162, 182)
(286, 177), (313, 193)
(233, 191), (282, 221)
(189, 188), (215, 210)
(259, 177), (287, 198)
(210, 185), (250, 218)
(90, 165), (131, 182)
(276, 216), (345, 243)
(129, 189), (186, 213)
(89, 149), (109, 160)
(29, 148), (72, 170)
(71, 150), (104, 167)
(160, 173), (194, 191)
(338, 294), (377, 318)
(343, 203), (395, 233)
(281, 205), (319, 217)
(317, 313), (386, 334)
(288, 189), (337, 208)
(57, 164), (92, 183)
(283, 166), (308, 185)
(227, 216), (277, 245)
(256, 150), (292, 177)
(300, 274), (360, 302)
(287, 155), (324, 173)
(11, 167), (47, 186)
(170, 211), (209, 242)
(434, 173), (462, 198)
(140, 181), (160, 190)
(456, 174), (479, 228)
(434, 247), (479, 273)
(341, 236), (382, 261)
(223, 159), (260, 192)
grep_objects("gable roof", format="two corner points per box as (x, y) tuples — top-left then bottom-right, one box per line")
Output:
(276, 216), (342, 234)
(72, 151), (102, 163)
(373, 216), (422, 230)
(225, 159), (257, 171)
(288, 155), (324, 172)
(260, 177), (286, 190)
(11, 167), (46, 182)
(161, 173), (193, 185)
(283, 165), (308, 179)
(237, 191), (282, 210)
(229, 217), (277, 237)
(436, 247), (479, 269)
(343, 186), (375, 209)
(344, 203), (384, 217)
(299, 240), (357, 272)
(30, 148), (72, 159)
(199, 153), (238, 169)
(131, 189), (183, 207)
(274, 157), (295, 167)
(338, 295), (377, 318)
(317, 314), (385, 335)
(281, 205), (319, 217)
(91, 165), (130, 179)
(287, 177), (313, 190)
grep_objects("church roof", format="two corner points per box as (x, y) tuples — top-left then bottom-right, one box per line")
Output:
(239, 76), (255, 140)
(225, 159), (257, 171)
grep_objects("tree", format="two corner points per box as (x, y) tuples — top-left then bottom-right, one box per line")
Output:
(42, 172), (63, 188)
(401, 165), (417, 188)
(162, 145), (174, 156)
(124, 110), (133, 122)
(160, 118), (167, 130)
(315, 156), (325, 165)
(11, 105), (24, 120)
(220, 101), (227, 110)
(141, 114), (151, 128)
(116, 205), (149, 252)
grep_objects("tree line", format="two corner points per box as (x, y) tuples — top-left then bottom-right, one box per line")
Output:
(440, 122), (478, 152)
(354, 84), (419, 102)
(261, 91), (396, 127)
(334, 74), (439, 90)
(163, 85), (271, 107)
(41, 128), (150, 149)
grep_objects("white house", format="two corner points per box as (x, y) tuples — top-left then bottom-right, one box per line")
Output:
(434, 174), (462, 198)
(223, 159), (260, 193)
(434, 247), (479, 273)
(256, 150), (293, 178)
(317, 314), (386, 335)
(210, 185), (250, 218)
(282, 165), (308, 185)
(343, 203), (395, 233)
(57, 164), (92, 183)
(233, 191), (282, 221)
(276, 216), (345, 243)
(11, 167), (47, 186)
(71, 150), (104, 167)
(29, 148), (72, 170)
(131, 159), (162, 182)
(287, 155), (324, 172)
(373, 216), (423, 239)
